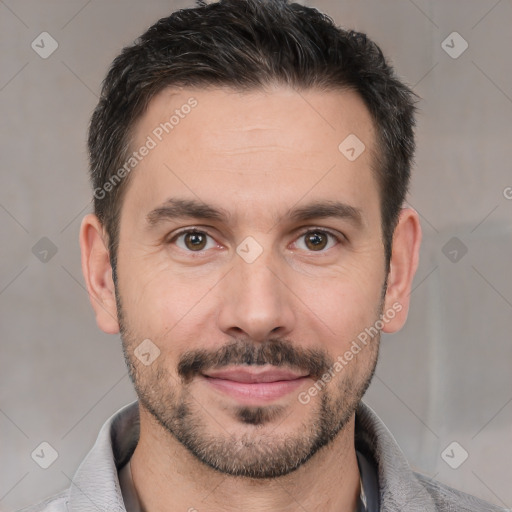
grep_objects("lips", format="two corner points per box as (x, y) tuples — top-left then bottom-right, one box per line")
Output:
(201, 366), (310, 402)
(202, 366), (309, 383)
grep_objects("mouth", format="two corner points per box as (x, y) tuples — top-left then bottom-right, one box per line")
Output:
(200, 366), (311, 403)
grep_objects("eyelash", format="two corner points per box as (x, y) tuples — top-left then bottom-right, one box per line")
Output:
(167, 227), (344, 254)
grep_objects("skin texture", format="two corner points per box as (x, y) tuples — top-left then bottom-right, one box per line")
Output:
(80, 84), (422, 512)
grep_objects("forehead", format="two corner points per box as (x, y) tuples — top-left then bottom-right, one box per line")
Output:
(122, 85), (379, 227)
(134, 84), (376, 154)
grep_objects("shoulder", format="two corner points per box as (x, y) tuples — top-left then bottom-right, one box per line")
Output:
(414, 472), (509, 512)
(16, 490), (69, 512)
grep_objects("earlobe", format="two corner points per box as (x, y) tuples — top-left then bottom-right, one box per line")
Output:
(382, 208), (422, 334)
(79, 214), (120, 334)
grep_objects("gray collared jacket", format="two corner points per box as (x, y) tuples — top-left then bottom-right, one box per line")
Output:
(19, 400), (507, 512)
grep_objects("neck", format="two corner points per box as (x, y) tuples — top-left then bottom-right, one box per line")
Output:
(130, 406), (361, 512)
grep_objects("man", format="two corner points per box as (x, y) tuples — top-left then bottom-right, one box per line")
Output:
(21, 0), (505, 511)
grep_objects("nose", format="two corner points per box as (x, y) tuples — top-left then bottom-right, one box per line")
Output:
(216, 243), (297, 343)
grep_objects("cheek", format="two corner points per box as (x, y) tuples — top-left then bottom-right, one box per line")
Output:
(298, 267), (384, 352)
(117, 260), (220, 350)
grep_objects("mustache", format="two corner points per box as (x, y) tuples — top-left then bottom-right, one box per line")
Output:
(177, 338), (333, 383)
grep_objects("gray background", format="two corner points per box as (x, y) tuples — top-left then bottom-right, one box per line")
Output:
(1, 0), (511, 510)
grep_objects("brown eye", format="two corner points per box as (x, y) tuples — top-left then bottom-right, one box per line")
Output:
(304, 231), (328, 251)
(172, 230), (215, 252)
(184, 231), (207, 251)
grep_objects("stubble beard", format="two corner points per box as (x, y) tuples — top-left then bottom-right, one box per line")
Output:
(116, 292), (381, 479)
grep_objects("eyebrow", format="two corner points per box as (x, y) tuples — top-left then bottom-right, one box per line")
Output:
(145, 197), (364, 229)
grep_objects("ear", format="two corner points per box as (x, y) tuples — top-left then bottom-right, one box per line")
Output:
(382, 207), (422, 334)
(79, 214), (120, 334)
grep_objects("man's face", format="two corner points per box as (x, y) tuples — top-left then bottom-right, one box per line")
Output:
(115, 85), (387, 478)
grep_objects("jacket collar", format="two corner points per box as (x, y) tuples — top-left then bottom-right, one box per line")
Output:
(67, 400), (139, 512)
(355, 401), (437, 511)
